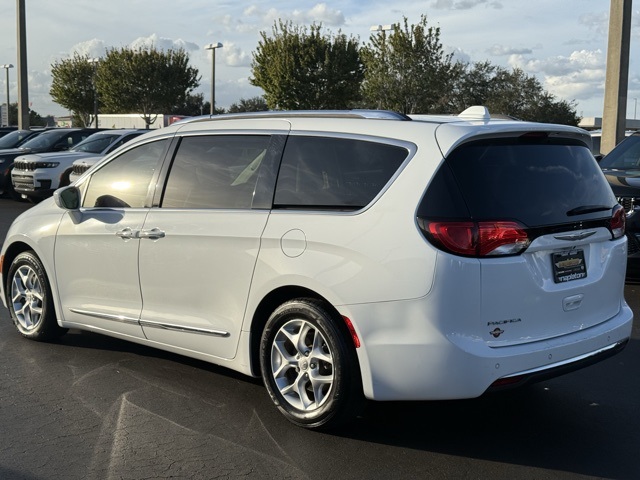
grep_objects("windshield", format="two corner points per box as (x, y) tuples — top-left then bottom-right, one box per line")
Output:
(19, 130), (68, 150)
(599, 135), (640, 169)
(0, 130), (35, 149)
(432, 138), (616, 228)
(70, 134), (120, 153)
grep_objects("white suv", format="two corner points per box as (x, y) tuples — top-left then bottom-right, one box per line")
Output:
(0, 108), (632, 429)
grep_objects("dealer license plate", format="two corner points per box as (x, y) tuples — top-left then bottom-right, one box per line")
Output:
(552, 249), (587, 283)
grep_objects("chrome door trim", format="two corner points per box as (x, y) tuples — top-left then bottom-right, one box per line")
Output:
(139, 319), (230, 337)
(68, 308), (140, 325)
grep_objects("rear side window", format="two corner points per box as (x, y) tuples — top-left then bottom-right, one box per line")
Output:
(421, 137), (616, 227)
(162, 135), (271, 209)
(274, 136), (407, 209)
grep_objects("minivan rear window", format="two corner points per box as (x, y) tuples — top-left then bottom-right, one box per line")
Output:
(424, 137), (617, 227)
(274, 136), (407, 210)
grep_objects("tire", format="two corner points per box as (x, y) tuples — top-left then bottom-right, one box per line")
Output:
(6, 251), (67, 341)
(260, 298), (362, 430)
(59, 169), (72, 188)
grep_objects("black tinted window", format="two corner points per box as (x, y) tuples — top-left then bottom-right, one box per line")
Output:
(425, 138), (616, 227)
(83, 139), (168, 208)
(274, 136), (407, 209)
(162, 135), (270, 209)
(599, 135), (640, 169)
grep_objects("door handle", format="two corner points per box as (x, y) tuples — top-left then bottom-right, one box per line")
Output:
(115, 227), (138, 239)
(139, 228), (165, 240)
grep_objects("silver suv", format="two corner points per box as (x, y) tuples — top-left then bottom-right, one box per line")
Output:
(0, 108), (632, 429)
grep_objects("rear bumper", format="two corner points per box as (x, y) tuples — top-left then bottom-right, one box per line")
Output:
(343, 298), (633, 401)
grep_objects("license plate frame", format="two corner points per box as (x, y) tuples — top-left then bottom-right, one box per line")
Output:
(552, 249), (587, 283)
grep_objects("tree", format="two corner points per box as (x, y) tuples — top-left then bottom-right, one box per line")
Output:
(96, 47), (200, 128)
(173, 92), (207, 116)
(360, 16), (463, 114)
(50, 53), (98, 127)
(228, 96), (268, 113)
(8, 103), (52, 127)
(451, 62), (580, 125)
(251, 21), (363, 109)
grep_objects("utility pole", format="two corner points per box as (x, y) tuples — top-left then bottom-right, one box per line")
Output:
(601, 0), (632, 154)
(16, 0), (29, 129)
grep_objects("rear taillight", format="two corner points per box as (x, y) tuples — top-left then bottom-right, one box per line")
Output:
(418, 219), (530, 257)
(610, 204), (626, 239)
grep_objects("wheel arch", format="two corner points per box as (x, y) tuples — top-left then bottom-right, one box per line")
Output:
(2, 241), (32, 300)
(248, 286), (360, 378)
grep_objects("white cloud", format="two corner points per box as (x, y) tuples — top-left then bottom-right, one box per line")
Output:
(129, 34), (199, 52)
(579, 12), (608, 35)
(509, 49), (606, 101)
(431, 0), (503, 10)
(487, 44), (533, 56)
(219, 43), (252, 68)
(242, 3), (345, 27)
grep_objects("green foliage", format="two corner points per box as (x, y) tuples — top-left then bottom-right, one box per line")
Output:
(96, 47), (200, 127)
(7, 103), (52, 127)
(49, 53), (97, 126)
(228, 96), (268, 113)
(361, 16), (463, 114)
(451, 62), (580, 125)
(251, 21), (363, 109)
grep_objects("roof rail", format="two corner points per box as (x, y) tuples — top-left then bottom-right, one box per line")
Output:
(183, 109), (411, 124)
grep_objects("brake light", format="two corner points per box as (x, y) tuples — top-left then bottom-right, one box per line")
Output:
(419, 219), (530, 257)
(610, 204), (626, 239)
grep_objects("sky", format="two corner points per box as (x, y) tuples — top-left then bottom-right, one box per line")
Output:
(0, 0), (638, 120)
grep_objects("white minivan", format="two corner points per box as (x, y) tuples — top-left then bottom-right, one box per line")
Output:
(0, 108), (632, 429)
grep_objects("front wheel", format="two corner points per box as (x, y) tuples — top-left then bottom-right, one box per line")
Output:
(6, 251), (67, 341)
(260, 299), (362, 430)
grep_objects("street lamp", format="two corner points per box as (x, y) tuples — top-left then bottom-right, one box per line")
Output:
(369, 24), (394, 33)
(204, 42), (223, 115)
(89, 58), (100, 127)
(1, 64), (13, 127)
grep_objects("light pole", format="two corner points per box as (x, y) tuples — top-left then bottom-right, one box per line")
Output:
(0, 64), (13, 126)
(89, 58), (100, 127)
(204, 43), (223, 115)
(635, 97), (637, 120)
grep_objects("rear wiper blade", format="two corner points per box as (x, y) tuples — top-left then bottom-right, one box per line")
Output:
(566, 205), (612, 216)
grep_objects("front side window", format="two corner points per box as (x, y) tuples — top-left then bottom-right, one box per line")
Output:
(83, 139), (168, 208)
(162, 135), (270, 209)
(274, 136), (408, 210)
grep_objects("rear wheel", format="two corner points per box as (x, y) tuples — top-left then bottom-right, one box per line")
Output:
(6, 251), (67, 341)
(260, 299), (362, 430)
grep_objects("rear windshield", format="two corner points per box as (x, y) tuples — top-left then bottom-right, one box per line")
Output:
(421, 137), (616, 227)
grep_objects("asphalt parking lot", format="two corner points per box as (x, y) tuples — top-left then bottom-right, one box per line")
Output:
(0, 199), (638, 480)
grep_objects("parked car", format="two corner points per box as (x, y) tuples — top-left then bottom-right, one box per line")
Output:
(598, 131), (640, 280)
(12, 129), (146, 201)
(0, 128), (101, 199)
(0, 108), (632, 430)
(0, 129), (44, 150)
(0, 126), (18, 138)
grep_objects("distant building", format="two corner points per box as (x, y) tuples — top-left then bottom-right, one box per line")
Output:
(579, 117), (640, 131)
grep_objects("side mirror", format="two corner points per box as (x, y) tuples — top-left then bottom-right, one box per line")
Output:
(53, 186), (81, 210)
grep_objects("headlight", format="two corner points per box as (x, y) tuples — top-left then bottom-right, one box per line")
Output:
(38, 162), (60, 168)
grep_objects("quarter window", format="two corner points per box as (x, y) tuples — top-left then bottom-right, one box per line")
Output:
(274, 136), (407, 210)
(83, 139), (168, 208)
(161, 135), (271, 209)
